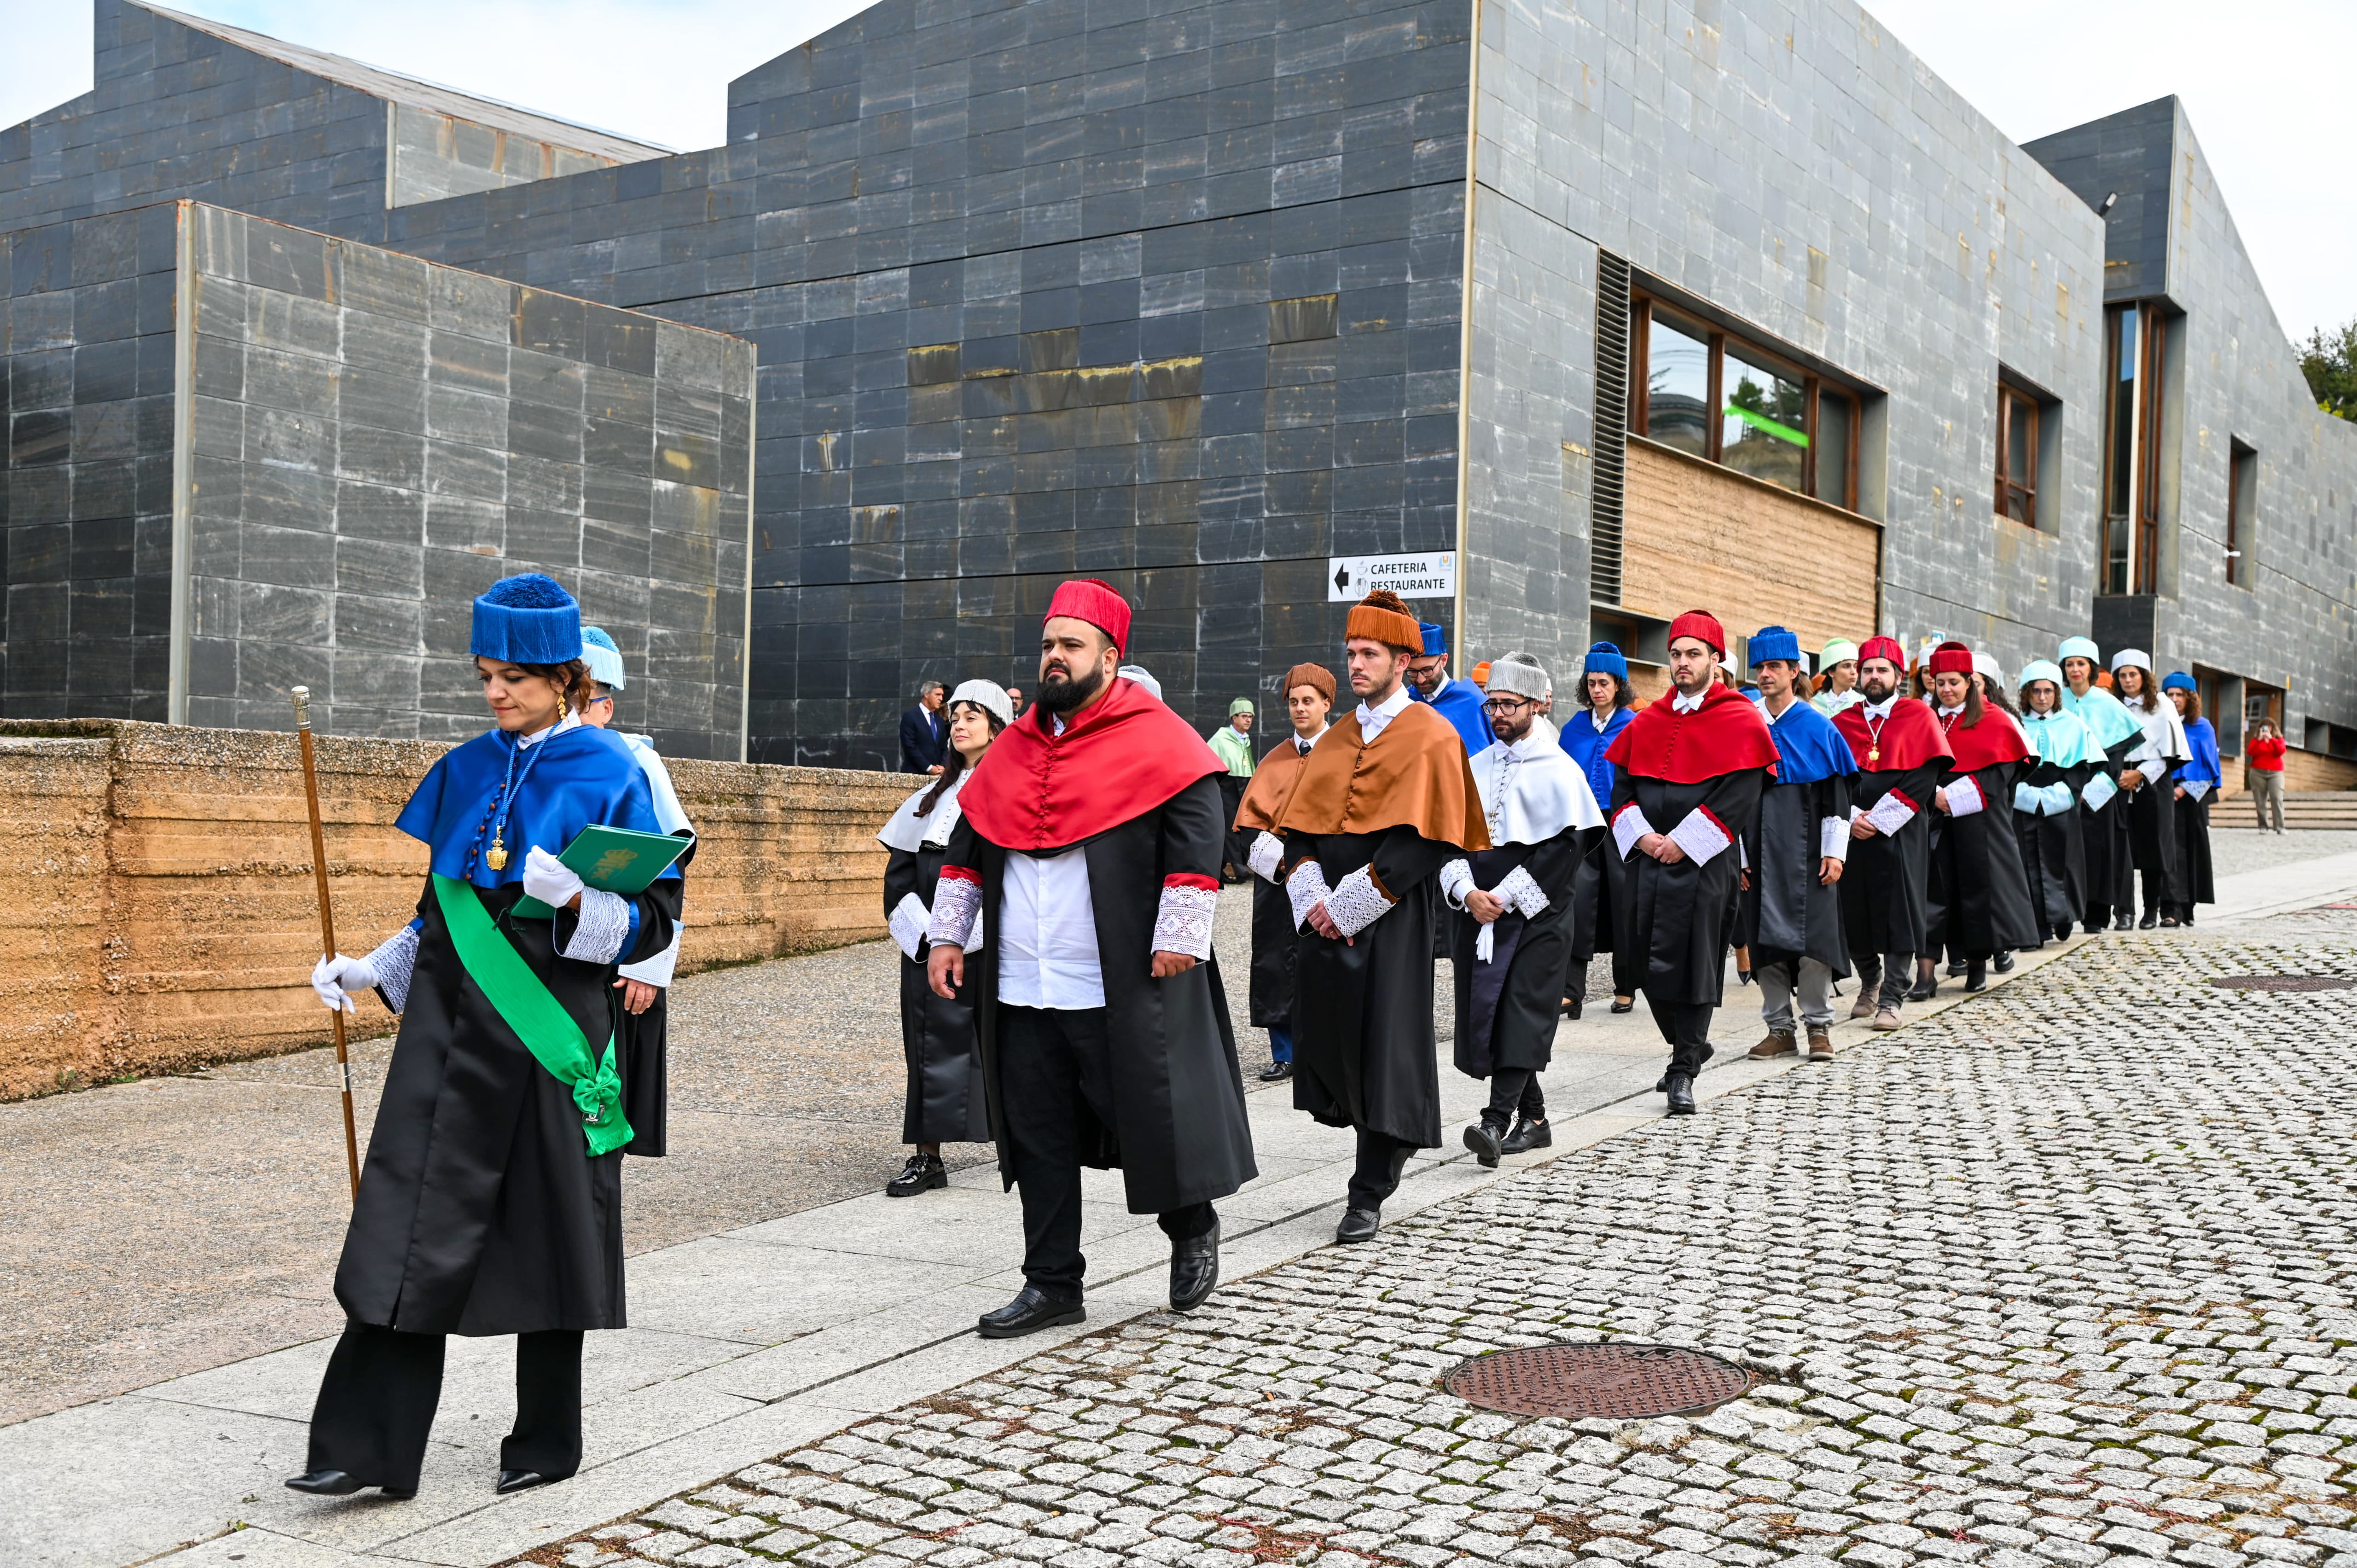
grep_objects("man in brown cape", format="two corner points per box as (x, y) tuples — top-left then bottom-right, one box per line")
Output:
(1232, 663), (1336, 1082)
(1271, 591), (1487, 1243)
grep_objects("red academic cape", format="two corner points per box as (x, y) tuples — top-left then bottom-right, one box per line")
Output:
(1939, 706), (2032, 772)
(1604, 683), (1781, 784)
(954, 676), (1226, 854)
(1832, 698), (1953, 772)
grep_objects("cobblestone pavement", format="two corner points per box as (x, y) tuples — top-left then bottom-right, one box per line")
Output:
(527, 919), (2357, 1568)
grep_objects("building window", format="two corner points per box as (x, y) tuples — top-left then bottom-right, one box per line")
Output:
(2101, 302), (2170, 593)
(1629, 296), (1859, 512)
(1995, 383), (2038, 527)
(2227, 438), (2256, 586)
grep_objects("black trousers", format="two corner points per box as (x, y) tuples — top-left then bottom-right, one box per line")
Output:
(999, 1005), (1215, 1297)
(1218, 776), (1251, 877)
(306, 1323), (583, 1492)
(1349, 1129), (1416, 1211)
(1647, 996), (1713, 1078)
(1483, 1069), (1544, 1127)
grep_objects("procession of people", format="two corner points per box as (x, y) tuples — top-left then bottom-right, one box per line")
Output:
(288, 569), (2233, 1499)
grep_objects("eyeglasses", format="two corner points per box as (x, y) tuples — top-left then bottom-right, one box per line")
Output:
(1482, 696), (1537, 714)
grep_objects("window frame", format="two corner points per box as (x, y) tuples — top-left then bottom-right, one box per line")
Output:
(2226, 437), (2256, 588)
(1627, 293), (1859, 513)
(1994, 382), (2039, 528)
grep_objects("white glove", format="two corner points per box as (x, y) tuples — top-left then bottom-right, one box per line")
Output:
(523, 844), (585, 909)
(312, 952), (377, 1014)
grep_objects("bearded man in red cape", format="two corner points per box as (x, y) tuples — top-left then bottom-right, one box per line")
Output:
(1603, 610), (1780, 1116)
(925, 581), (1257, 1337)
(1832, 636), (1954, 1028)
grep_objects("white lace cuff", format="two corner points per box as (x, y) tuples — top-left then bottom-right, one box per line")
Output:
(1666, 806), (1732, 865)
(888, 892), (929, 961)
(367, 925), (420, 1014)
(2183, 779), (2212, 802)
(1819, 817), (1850, 862)
(1864, 790), (1918, 836)
(1324, 865), (1395, 938)
(1945, 774), (1985, 817)
(1439, 857), (1475, 908)
(1152, 881), (1219, 960)
(2081, 773), (2119, 813)
(1494, 864), (1548, 919)
(928, 870), (982, 949)
(1611, 802), (1654, 860)
(1248, 831), (1284, 883)
(1287, 859), (1332, 931)
(619, 926), (681, 987)
(560, 889), (632, 964)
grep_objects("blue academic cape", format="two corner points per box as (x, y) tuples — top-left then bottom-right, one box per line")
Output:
(2178, 718), (2223, 787)
(1763, 697), (1856, 784)
(397, 723), (677, 889)
(1417, 674), (1492, 755)
(1560, 705), (1636, 812)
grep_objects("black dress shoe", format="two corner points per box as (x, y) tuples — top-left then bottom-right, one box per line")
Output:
(1963, 959), (1987, 993)
(1463, 1120), (1505, 1168)
(1945, 958), (1968, 976)
(1562, 993), (1582, 1019)
(1258, 1060), (1293, 1082)
(978, 1285), (1085, 1339)
(2113, 912), (2135, 931)
(1994, 952), (2016, 972)
(1906, 975), (1937, 1003)
(1501, 1115), (1551, 1155)
(1664, 1074), (1697, 1116)
(1169, 1220), (1220, 1312)
(2138, 910), (2159, 929)
(286, 1470), (366, 1497)
(885, 1153), (947, 1198)
(2057, 923), (2076, 944)
(1335, 1207), (1380, 1243)
(496, 1469), (564, 1494)
(1610, 997), (1635, 1014)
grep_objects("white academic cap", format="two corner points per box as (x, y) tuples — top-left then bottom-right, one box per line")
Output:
(1117, 664), (1163, 700)
(948, 679), (1013, 727)
(1972, 650), (2001, 682)
(2111, 647), (2151, 674)
(1486, 650), (1550, 702)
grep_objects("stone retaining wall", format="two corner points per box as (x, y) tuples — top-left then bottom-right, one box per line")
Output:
(0, 720), (908, 1102)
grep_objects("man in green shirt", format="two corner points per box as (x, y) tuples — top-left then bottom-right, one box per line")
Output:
(1210, 700), (1256, 882)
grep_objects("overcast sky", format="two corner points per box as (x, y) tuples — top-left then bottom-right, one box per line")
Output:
(0, 0), (2348, 342)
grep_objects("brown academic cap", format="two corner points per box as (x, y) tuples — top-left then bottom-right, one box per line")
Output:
(1282, 662), (1336, 701)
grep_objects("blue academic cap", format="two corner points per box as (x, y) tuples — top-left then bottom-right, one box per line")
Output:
(1749, 625), (1802, 665)
(1582, 642), (1628, 681)
(471, 573), (582, 665)
(579, 625), (626, 689)
(1419, 621), (1447, 657)
(2161, 671), (2196, 693)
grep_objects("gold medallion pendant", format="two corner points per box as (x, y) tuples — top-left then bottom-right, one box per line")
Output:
(1867, 748), (1880, 764)
(486, 832), (509, 871)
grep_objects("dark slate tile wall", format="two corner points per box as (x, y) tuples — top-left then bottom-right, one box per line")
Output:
(374, 0), (1475, 769)
(0, 0), (393, 240)
(180, 205), (753, 755)
(0, 203), (182, 718)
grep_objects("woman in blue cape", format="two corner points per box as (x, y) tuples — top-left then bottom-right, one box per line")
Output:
(289, 575), (683, 1503)
(2164, 672), (2220, 924)
(1560, 643), (1638, 1016)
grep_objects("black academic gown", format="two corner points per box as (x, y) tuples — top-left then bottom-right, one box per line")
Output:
(2078, 738), (2136, 922)
(885, 841), (991, 1145)
(1840, 762), (1940, 956)
(2124, 752), (2184, 908)
(1742, 772), (1852, 976)
(1248, 877), (1296, 1027)
(1290, 826), (1453, 1148)
(2014, 758), (2091, 936)
(1927, 758), (2041, 956)
(613, 831), (694, 1158)
(2175, 790), (2215, 908)
(1450, 828), (1597, 1078)
(1610, 769), (1769, 1006)
(943, 776), (1257, 1214)
(338, 877), (681, 1336)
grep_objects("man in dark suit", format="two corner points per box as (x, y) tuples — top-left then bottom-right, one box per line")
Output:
(900, 681), (948, 774)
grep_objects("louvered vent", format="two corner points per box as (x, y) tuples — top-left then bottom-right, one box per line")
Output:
(1590, 251), (1632, 607)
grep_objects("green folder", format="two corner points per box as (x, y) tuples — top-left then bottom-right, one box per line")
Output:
(509, 824), (692, 920)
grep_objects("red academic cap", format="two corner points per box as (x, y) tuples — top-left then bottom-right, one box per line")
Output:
(1045, 578), (1132, 651)
(1925, 640), (1974, 677)
(1666, 610), (1726, 656)
(1857, 635), (1907, 668)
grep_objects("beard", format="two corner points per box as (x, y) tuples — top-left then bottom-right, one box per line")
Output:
(1858, 677), (1895, 703)
(1037, 661), (1105, 715)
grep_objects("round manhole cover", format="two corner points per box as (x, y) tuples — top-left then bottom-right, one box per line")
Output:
(1443, 1343), (1758, 1420)
(2210, 975), (2354, 992)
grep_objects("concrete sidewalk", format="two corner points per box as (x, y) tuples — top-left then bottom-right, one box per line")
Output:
(4, 927), (2120, 1568)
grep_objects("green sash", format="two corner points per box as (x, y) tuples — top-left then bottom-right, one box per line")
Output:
(431, 873), (632, 1157)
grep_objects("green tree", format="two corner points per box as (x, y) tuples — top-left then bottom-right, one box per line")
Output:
(2301, 319), (2357, 422)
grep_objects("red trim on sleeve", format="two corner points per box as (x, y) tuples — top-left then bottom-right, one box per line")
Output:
(1163, 872), (1219, 891)
(1697, 804), (1730, 842)
(1611, 801), (1638, 823)
(1884, 790), (1918, 814)
(938, 865), (982, 885)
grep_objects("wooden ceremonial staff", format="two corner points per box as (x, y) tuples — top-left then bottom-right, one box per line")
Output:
(291, 686), (363, 1201)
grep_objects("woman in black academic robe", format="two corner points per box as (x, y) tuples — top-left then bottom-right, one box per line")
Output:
(877, 684), (1007, 1196)
(296, 575), (681, 1501)
(2115, 662), (2191, 927)
(1926, 717), (2042, 986)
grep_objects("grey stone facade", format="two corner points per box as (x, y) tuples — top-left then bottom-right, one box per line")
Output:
(5, 0), (2356, 766)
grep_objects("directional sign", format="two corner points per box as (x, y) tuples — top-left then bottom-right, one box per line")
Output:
(1328, 552), (1456, 602)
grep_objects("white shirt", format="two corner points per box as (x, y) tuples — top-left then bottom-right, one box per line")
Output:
(1672, 689), (1705, 714)
(999, 710), (1104, 1009)
(1291, 725), (1326, 755)
(1356, 682), (1415, 740)
(1859, 695), (1898, 721)
(1936, 703), (1964, 720)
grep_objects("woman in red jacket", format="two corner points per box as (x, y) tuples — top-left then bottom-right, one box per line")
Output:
(2246, 720), (2287, 833)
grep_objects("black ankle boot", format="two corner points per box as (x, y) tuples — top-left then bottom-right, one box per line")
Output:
(1963, 958), (1987, 993)
(886, 1152), (947, 1197)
